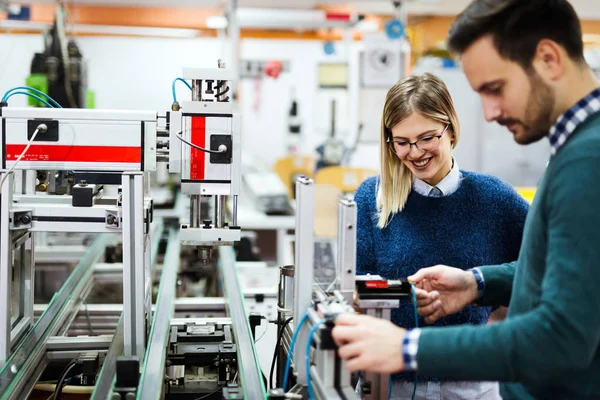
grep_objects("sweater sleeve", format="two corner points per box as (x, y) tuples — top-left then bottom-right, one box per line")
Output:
(354, 178), (377, 276)
(473, 182), (528, 307)
(476, 261), (517, 307)
(414, 155), (600, 383)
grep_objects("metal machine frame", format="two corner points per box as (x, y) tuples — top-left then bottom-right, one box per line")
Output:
(0, 61), (264, 400)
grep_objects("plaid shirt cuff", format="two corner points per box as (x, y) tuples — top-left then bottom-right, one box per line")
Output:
(470, 267), (485, 299)
(402, 328), (421, 371)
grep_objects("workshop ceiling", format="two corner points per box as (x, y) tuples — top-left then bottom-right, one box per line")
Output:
(14, 0), (600, 19)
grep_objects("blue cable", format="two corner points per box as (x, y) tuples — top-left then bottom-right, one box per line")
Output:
(2, 86), (62, 108)
(4, 92), (54, 108)
(171, 77), (193, 103)
(282, 313), (309, 392)
(411, 283), (419, 400)
(305, 320), (325, 400)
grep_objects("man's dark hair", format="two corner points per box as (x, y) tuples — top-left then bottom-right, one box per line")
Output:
(447, 0), (585, 69)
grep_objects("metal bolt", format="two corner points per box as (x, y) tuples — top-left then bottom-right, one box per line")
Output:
(107, 215), (116, 225)
(19, 214), (31, 225)
(347, 224), (353, 230)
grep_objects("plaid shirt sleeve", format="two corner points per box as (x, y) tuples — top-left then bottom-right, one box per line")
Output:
(402, 329), (422, 371)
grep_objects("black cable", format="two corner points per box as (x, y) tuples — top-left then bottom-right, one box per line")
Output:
(269, 317), (293, 390)
(52, 360), (78, 400)
(193, 385), (224, 400)
(176, 132), (227, 154)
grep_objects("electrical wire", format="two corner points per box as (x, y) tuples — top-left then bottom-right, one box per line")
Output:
(192, 385), (224, 400)
(172, 77), (193, 103)
(176, 132), (227, 154)
(2, 86), (62, 107)
(410, 283), (419, 400)
(305, 320), (325, 400)
(254, 318), (269, 344)
(269, 316), (293, 390)
(282, 313), (309, 391)
(0, 125), (45, 195)
(52, 360), (78, 400)
(4, 92), (55, 108)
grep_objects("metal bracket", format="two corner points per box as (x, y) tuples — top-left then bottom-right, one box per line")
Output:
(105, 209), (121, 230)
(143, 208), (151, 234)
(9, 210), (32, 230)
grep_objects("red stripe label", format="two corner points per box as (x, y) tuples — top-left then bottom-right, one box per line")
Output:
(5, 145), (141, 163)
(325, 12), (351, 21)
(190, 116), (206, 180)
(365, 281), (388, 289)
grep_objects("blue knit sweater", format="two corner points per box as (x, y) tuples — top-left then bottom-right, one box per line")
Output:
(355, 171), (529, 381)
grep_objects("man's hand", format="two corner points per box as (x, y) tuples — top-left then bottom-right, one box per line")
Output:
(408, 265), (479, 324)
(331, 313), (406, 374)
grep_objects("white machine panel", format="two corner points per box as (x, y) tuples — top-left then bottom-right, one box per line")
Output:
(181, 115), (233, 191)
(1, 108), (158, 172)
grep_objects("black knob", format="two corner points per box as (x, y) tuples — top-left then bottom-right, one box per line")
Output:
(203, 219), (212, 229)
(20, 215), (31, 225)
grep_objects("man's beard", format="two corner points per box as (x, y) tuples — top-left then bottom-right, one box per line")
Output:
(498, 71), (556, 145)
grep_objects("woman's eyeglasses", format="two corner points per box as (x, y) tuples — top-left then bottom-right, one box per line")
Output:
(387, 125), (449, 156)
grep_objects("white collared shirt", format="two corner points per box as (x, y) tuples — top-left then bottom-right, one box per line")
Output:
(412, 157), (462, 197)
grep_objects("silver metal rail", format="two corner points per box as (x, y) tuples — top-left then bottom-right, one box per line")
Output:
(0, 234), (109, 400)
(136, 229), (180, 400)
(219, 245), (267, 399)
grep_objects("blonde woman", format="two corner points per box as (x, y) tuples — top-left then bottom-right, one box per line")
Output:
(354, 73), (528, 399)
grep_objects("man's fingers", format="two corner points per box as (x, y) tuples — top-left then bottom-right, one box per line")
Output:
(338, 341), (364, 361)
(413, 287), (431, 300)
(408, 266), (442, 284)
(424, 308), (445, 324)
(331, 325), (357, 345)
(334, 312), (364, 327)
(414, 289), (439, 306)
(417, 300), (441, 317)
(345, 356), (366, 373)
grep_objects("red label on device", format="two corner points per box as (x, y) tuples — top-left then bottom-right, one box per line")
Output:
(190, 116), (206, 180)
(5, 145), (141, 163)
(365, 281), (388, 289)
(325, 12), (351, 21)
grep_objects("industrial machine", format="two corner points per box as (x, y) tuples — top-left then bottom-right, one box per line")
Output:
(0, 61), (253, 400)
(0, 58), (409, 399)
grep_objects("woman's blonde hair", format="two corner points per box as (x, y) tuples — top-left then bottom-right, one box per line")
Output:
(377, 73), (460, 228)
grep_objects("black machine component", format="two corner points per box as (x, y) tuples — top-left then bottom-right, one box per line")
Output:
(210, 134), (233, 164)
(165, 322), (239, 398)
(114, 356), (140, 398)
(72, 181), (102, 207)
(30, 6), (86, 108)
(355, 276), (412, 300)
(28, 119), (58, 141)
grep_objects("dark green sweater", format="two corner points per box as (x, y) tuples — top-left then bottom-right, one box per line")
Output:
(416, 112), (600, 399)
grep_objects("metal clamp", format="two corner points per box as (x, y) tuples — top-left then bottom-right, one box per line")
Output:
(105, 209), (121, 230)
(9, 210), (32, 230)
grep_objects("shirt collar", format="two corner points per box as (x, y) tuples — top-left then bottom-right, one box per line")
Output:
(412, 157), (461, 197)
(548, 87), (600, 156)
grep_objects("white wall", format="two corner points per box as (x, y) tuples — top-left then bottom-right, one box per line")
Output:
(0, 34), (548, 185)
(239, 39), (357, 168)
(0, 35), (231, 110)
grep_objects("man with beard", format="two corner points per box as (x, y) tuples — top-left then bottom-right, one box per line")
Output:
(331, 1), (600, 399)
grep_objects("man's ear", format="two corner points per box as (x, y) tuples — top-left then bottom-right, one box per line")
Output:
(532, 39), (564, 82)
